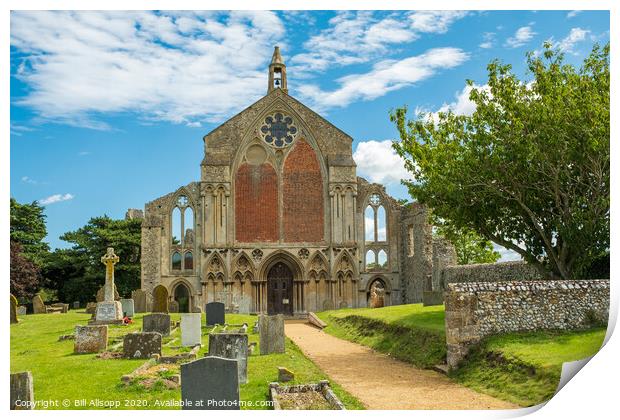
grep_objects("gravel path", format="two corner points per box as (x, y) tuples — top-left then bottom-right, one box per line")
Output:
(285, 322), (519, 410)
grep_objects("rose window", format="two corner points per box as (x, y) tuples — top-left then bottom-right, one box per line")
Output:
(260, 112), (298, 148)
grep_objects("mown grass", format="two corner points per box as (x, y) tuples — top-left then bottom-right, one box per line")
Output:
(317, 304), (607, 407)
(316, 304), (446, 368)
(10, 311), (364, 410)
(450, 328), (607, 407)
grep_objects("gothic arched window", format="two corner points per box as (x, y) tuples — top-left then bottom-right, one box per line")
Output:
(170, 194), (195, 271)
(364, 193), (389, 271)
(172, 252), (182, 270)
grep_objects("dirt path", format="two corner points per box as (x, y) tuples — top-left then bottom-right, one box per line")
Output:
(285, 322), (518, 410)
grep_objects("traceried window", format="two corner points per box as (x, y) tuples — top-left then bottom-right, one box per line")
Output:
(364, 193), (389, 271)
(260, 112), (298, 148)
(171, 195), (195, 271)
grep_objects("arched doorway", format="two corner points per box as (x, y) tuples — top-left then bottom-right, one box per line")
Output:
(173, 283), (190, 313)
(267, 262), (293, 315)
(368, 279), (386, 308)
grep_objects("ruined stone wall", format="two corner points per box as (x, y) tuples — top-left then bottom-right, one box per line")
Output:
(439, 260), (542, 290)
(140, 214), (163, 293)
(399, 203), (432, 303)
(445, 279), (610, 368)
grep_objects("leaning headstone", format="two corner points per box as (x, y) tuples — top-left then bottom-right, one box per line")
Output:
(74, 325), (108, 353)
(205, 302), (225, 325)
(10, 294), (18, 324)
(73, 301), (80, 310)
(120, 298), (135, 317)
(208, 333), (248, 384)
(95, 248), (123, 323)
(143, 313), (171, 336)
(308, 312), (327, 329)
(131, 289), (147, 313)
(10, 371), (34, 410)
(85, 302), (97, 315)
(259, 314), (285, 355)
(278, 367), (295, 382)
(123, 332), (162, 359)
(32, 294), (46, 314)
(17, 306), (27, 316)
(181, 313), (202, 346)
(152, 286), (169, 313)
(181, 356), (240, 410)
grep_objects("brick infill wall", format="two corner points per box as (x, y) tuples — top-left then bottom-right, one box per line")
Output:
(444, 279), (609, 369)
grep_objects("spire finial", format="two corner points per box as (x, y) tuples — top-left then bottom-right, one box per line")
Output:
(268, 46), (287, 94)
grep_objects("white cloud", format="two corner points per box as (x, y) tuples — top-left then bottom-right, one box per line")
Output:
(21, 176), (38, 185)
(479, 32), (495, 49)
(353, 140), (411, 186)
(290, 11), (468, 73)
(567, 11), (582, 19)
(494, 243), (523, 262)
(505, 25), (536, 48)
(434, 84), (490, 118)
(408, 10), (468, 33)
(557, 27), (590, 53)
(39, 193), (74, 205)
(11, 11), (285, 128)
(298, 47), (469, 110)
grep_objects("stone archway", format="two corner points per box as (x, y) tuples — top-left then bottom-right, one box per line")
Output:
(367, 278), (386, 308)
(173, 282), (191, 313)
(267, 261), (294, 315)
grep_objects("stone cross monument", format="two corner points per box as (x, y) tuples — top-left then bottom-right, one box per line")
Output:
(95, 247), (123, 323)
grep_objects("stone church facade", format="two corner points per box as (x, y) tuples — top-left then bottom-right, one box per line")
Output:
(137, 47), (444, 315)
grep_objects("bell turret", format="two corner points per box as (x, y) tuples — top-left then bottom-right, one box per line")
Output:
(268, 46), (287, 94)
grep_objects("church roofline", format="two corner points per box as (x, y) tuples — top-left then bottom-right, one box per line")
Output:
(201, 88), (354, 148)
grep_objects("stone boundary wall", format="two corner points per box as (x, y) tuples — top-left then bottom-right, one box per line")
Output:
(439, 261), (542, 290)
(445, 279), (610, 369)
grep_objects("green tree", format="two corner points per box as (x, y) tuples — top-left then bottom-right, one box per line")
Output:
(391, 43), (609, 279)
(434, 220), (500, 265)
(10, 198), (49, 265)
(43, 216), (142, 303)
(10, 241), (41, 299)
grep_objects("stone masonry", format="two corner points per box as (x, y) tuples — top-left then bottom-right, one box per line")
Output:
(444, 279), (610, 369)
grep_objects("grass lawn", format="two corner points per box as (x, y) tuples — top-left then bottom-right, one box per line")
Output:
(10, 311), (363, 410)
(317, 304), (606, 407)
(450, 328), (606, 407)
(316, 304), (447, 368)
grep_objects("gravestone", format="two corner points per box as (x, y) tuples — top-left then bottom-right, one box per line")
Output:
(208, 333), (248, 384)
(181, 313), (202, 346)
(10, 294), (18, 324)
(95, 248), (123, 322)
(278, 367), (295, 382)
(73, 301), (80, 310)
(205, 302), (225, 325)
(123, 332), (162, 359)
(152, 286), (169, 313)
(131, 289), (147, 313)
(259, 314), (285, 355)
(236, 296), (251, 314)
(32, 295), (46, 314)
(169, 300), (179, 313)
(85, 302), (97, 315)
(180, 356), (240, 410)
(143, 313), (171, 336)
(17, 306), (27, 316)
(10, 371), (34, 410)
(74, 325), (108, 353)
(120, 298), (135, 317)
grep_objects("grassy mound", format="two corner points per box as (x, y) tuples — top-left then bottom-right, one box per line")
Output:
(317, 304), (446, 368)
(450, 328), (607, 407)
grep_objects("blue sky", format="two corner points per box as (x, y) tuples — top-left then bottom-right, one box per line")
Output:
(10, 10), (610, 253)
